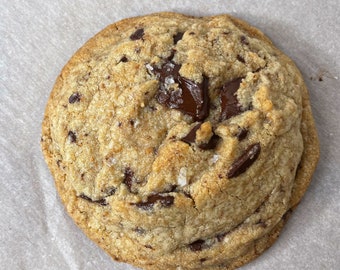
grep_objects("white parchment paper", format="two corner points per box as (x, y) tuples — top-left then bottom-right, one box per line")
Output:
(1, 0), (339, 269)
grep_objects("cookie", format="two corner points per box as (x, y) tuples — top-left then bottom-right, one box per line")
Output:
(41, 12), (319, 269)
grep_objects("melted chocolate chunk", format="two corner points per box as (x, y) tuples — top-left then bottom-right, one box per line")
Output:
(199, 135), (220, 150)
(154, 61), (181, 86)
(79, 194), (107, 206)
(144, 245), (153, 249)
(119, 56), (128, 63)
(240, 35), (249, 45)
(181, 123), (220, 150)
(189, 239), (205, 251)
(123, 167), (134, 192)
(68, 131), (77, 143)
(178, 76), (210, 121)
(220, 77), (244, 121)
(181, 123), (202, 144)
(227, 143), (261, 178)
(130, 28), (144, 40)
(134, 194), (174, 210)
(69, 92), (81, 103)
(236, 128), (248, 141)
(167, 49), (176, 61)
(153, 61), (210, 121)
(173, 32), (184, 44)
(236, 54), (245, 63)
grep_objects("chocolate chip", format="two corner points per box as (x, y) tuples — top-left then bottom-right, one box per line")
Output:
(153, 61), (181, 85)
(181, 123), (202, 144)
(220, 77), (244, 121)
(198, 135), (220, 150)
(68, 131), (77, 143)
(79, 194), (107, 206)
(144, 245), (153, 249)
(173, 32), (184, 44)
(130, 28), (144, 40)
(240, 35), (249, 45)
(200, 258), (207, 263)
(236, 54), (245, 63)
(236, 128), (248, 141)
(123, 167), (134, 192)
(56, 160), (61, 168)
(119, 56), (128, 63)
(189, 239), (205, 251)
(153, 61), (210, 121)
(167, 49), (176, 61)
(79, 194), (90, 201)
(134, 194), (174, 210)
(189, 32), (195, 35)
(181, 123), (220, 150)
(227, 143), (261, 178)
(178, 76), (210, 121)
(69, 92), (81, 103)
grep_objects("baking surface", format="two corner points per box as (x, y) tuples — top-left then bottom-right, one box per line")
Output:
(1, 0), (339, 269)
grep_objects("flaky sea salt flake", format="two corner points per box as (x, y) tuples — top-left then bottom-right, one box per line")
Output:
(177, 167), (187, 187)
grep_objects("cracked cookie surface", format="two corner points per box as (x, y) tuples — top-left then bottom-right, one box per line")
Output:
(41, 12), (319, 270)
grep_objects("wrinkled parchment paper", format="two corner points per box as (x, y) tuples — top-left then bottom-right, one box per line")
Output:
(1, 0), (339, 269)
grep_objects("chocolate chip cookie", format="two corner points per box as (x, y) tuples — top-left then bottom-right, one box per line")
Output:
(41, 12), (319, 269)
